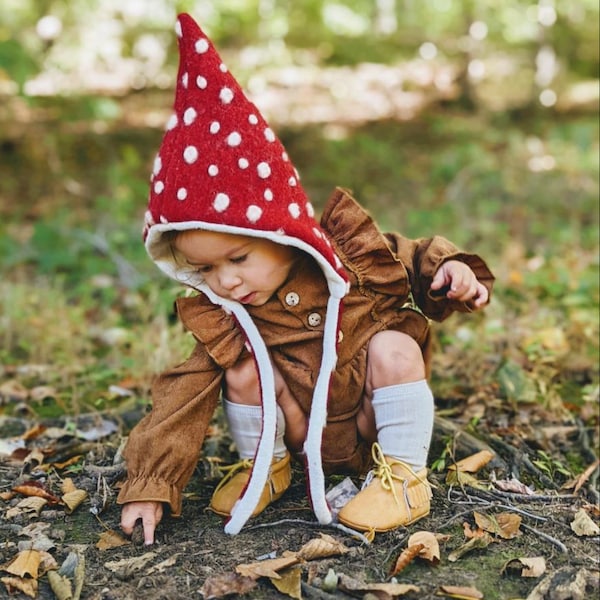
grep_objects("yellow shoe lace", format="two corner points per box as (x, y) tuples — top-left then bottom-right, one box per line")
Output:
(213, 458), (254, 494)
(368, 443), (430, 520)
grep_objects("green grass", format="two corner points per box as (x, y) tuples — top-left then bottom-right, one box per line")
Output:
(0, 107), (598, 429)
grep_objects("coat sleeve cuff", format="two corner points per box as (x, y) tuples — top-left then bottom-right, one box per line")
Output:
(116, 475), (183, 517)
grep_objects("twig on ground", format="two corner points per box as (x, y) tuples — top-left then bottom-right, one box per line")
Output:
(330, 522), (372, 543)
(382, 534), (410, 569)
(246, 518), (372, 544)
(521, 522), (569, 554)
(573, 459), (600, 495)
(441, 488), (548, 527)
(447, 486), (492, 507)
(84, 464), (126, 479)
(438, 508), (481, 529)
(486, 503), (548, 521)
(467, 485), (577, 504)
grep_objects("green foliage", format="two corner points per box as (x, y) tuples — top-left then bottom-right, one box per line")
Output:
(1, 0), (598, 99)
(0, 38), (39, 91)
(1, 109), (597, 420)
(0, 0), (597, 424)
(532, 449), (573, 481)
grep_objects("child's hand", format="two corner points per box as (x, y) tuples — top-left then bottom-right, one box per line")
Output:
(431, 260), (489, 308)
(121, 501), (163, 545)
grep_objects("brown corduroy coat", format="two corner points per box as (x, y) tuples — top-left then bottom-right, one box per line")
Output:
(117, 188), (495, 516)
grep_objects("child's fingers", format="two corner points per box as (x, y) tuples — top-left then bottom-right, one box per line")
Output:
(145, 504), (163, 545)
(142, 515), (157, 545)
(430, 269), (446, 290)
(473, 282), (489, 306)
(120, 509), (137, 535)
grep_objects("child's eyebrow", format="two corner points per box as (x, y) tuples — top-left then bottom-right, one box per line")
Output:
(184, 241), (253, 266)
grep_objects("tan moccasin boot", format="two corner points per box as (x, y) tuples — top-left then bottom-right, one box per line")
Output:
(337, 443), (432, 532)
(210, 452), (292, 518)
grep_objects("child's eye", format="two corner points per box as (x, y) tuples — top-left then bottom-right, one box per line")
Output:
(196, 265), (212, 274)
(231, 254), (248, 264)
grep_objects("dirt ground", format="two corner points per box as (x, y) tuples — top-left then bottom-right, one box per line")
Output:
(1, 412), (599, 600)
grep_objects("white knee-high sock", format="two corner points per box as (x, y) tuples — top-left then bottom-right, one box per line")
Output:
(223, 399), (287, 460)
(371, 380), (434, 471)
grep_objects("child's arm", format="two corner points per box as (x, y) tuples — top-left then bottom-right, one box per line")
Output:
(118, 295), (248, 539)
(389, 234), (494, 320)
(117, 342), (224, 515)
(319, 188), (494, 320)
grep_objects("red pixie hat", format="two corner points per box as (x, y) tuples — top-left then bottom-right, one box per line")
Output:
(143, 14), (348, 535)
(144, 13), (346, 294)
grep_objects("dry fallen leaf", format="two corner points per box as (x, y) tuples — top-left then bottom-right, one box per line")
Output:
(6, 496), (48, 519)
(462, 522), (487, 539)
(1, 551), (55, 600)
(389, 543), (425, 577)
(437, 584), (484, 599)
(445, 470), (489, 490)
(389, 529), (443, 576)
(297, 533), (349, 560)
(29, 385), (58, 402)
(21, 424), (48, 441)
(96, 530), (131, 551)
(104, 552), (157, 579)
(492, 477), (535, 495)
(61, 478), (78, 494)
(12, 480), (62, 505)
(572, 460), (600, 494)
(449, 450), (495, 473)
(502, 556), (547, 578)
(19, 521), (56, 552)
(47, 570), (73, 600)
(23, 448), (46, 469)
(408, 531), (440, 564)
(52, 455), (84, 470)
(56, 551), (85, 600)
(338, 572), (419, 598)
(1, 575), (38, 599)
(570, 508), (600, 536)
(236, 555), (299, 580)
(447, 532), (493, 562)
(270, 566), (302, 599)
(146, 555), (179, 575)
(0, 379), (29, 402)
(200, 572), (257, 599)
(2, 549), (42, 578)
(62, 489), (88, 514)
(473, 511), (522, 539)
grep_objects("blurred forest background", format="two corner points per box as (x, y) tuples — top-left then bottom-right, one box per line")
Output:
(0, 0), (598, 458)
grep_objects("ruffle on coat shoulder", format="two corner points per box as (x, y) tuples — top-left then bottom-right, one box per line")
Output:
(321, 188), (410, 298)
(175, 294), (248, 369)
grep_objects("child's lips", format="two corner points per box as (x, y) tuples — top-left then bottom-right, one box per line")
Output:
(238, 292), (256, 304)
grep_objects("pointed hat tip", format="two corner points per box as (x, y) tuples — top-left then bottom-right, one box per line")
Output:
(175, 12), (203, 39)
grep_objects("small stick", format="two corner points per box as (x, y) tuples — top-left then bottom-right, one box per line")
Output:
(521, 522), (568, 554)
(246, 518), (371, 544)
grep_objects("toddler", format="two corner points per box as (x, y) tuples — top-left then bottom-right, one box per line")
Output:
(118, 13), (494, 544)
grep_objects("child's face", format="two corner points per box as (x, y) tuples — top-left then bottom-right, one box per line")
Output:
(174, 229), (298, 306)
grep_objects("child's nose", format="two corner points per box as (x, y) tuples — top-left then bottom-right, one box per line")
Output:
(218, 268), (242, 290)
